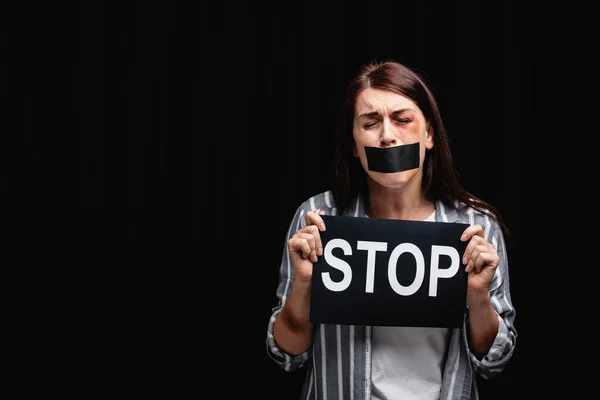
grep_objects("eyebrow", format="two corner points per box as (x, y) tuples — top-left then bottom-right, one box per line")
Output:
(357, 108), (415, 119)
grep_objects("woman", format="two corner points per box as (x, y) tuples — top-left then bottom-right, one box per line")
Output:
(266, 60), (517, 400)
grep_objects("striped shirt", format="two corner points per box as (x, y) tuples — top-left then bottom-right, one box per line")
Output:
(266, 190), (517, 400)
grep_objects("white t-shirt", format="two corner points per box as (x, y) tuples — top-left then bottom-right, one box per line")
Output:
(371, 210), (451, 400)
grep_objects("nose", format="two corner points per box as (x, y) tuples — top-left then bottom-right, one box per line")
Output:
(380, 120), (397, 146)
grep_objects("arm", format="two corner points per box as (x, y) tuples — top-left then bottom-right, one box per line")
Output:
(463, 219), (517, 378)
(467, 291), (499, 359)
(266, 202), (323, 371)
(273, 279), (314, 355)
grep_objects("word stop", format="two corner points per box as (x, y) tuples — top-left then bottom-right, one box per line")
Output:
(321, 239), (460, 296)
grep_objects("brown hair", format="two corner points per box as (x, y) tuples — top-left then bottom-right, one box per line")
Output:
(331, 59), (509, 235)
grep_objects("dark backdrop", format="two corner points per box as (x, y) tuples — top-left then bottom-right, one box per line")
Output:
(5, 1), (556, 399)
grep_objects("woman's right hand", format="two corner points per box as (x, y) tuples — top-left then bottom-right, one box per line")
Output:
(287, 209), (326, 283)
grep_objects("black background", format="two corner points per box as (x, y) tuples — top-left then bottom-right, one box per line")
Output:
(5, 1), (563, 399)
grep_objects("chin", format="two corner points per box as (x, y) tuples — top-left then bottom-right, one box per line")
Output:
(368, 169), (420, 188)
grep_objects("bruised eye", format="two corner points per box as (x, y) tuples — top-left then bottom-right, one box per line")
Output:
(363, 118), (411, 129)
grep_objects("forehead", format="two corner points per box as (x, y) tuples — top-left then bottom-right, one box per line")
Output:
(355, 87), (419, 115)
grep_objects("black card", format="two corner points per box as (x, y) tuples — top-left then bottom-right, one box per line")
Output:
(310, 215), (469, 328)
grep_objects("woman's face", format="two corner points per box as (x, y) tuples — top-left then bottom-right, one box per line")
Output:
(353, 87), (434, 189)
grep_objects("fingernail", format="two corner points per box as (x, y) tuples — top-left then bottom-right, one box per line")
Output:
(311, 254), (318, 263)
(320, 223), (326, 231)
(317, 247), (323, 256)
(462, 256), (468, 265)
(461, 234), (466, 241)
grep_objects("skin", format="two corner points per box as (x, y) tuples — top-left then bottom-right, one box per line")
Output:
(273, 88), (499, 360)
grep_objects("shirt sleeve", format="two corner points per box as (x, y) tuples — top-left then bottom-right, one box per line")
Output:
(265, 201), (313, 372)
(465, 218), (518, 379)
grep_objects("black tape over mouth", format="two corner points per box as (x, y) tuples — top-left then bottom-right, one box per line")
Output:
(364, 142), (420, 173)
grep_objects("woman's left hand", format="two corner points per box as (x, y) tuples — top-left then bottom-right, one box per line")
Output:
(460, 224), (499, 297)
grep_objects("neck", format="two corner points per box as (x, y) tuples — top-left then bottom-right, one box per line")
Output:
(365, 179), (434, 221)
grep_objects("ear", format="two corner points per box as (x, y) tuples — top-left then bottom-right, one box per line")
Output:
(424, 126), (434, 150)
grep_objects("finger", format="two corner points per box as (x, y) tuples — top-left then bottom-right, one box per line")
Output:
(288, 234), (315, 261)
(306, 209), (326, 231)
(468, 241), (497, 273)
(288, 236), (311, 259)
(468, 247), (499, 273)
(297, 232), (318, 261)
(460, 224), (484, 242)
(299, 225), (323, 256)
(473, 252), (499, 274)
(462, 235), (484, 268)
(468, 244), (489, 273)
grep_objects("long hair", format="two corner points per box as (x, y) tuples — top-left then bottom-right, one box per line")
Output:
(331, 60), (509, 235)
